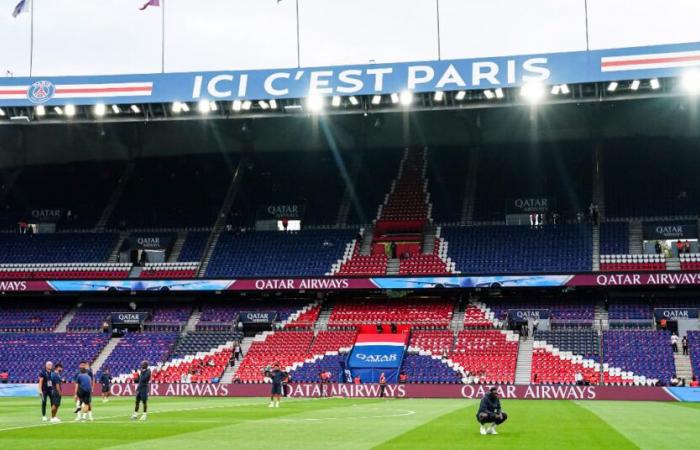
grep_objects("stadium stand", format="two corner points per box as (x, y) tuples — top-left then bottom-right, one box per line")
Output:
(600, 254), (665, 272)
(451, 330), (519, 383)
(108, 154), (236, 229)
(603, 137), (700, 218)
(0, 160), (125, 230)
(0, 233), (118, 263)
(102, 332), (179, 379)
(177, 231), (209, 262)
(139, 262), (199, 279)
(0, 262), (131, 279)
(688, 331), (700, 379)
(236, 331), (315, 382)
(0, 333), (108, 383)
(327, 298), (453, 329)
(472, 142), (592, 222)
(602, 330), (675, 384)
(400, 354), (463, 384)
(408, 330), (454, 354)
(599, 222), (629, 255)
(680, 254), (700, 271)
(228, 151), (347, 226)
(483, 298), (594, 326)
(426, 147), (470, 224)
(287, 354), (347, 383)
(0, 302), (69, 332)
(205, 229), (354, 277)
(441, 224), (592, 274)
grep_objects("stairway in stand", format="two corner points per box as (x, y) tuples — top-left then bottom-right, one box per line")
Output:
(515, 336), (533, 385)
(92, 337), (122, 373)
(334, 147), (453, 276)
(674, 353), (693, 381)
(220, 336), (254, 383)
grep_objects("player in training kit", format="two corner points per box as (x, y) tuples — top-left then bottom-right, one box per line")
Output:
(131, 361), (150, 421)
(268, 363), (286, 408)
(74, 367), (94, 422)
(73, 361), (94, 418)
(38, 361), (54, 422)
(100, 368), (111, 402)
(476, 387), (508, 435)
(49, 363), (64, 423)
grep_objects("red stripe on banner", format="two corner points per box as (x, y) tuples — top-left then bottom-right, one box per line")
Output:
(602, 54), (700, 67)
(55, 86), (152, 94)
(0, 89), (25, 95)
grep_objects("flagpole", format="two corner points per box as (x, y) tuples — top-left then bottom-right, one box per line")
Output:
(161, 0), (165, 73)
(29, 0), (35, 76)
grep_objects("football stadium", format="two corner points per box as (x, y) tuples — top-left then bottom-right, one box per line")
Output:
(2, 0), (700, 448)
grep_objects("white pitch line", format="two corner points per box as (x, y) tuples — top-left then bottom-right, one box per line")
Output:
(0, 398), (325, 433)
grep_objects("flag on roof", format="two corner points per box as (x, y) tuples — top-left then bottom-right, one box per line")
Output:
(139, 0), (160, 11)
(12, 0), (30, 18)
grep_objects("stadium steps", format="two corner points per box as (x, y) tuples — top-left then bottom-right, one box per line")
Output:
(594, 301), (609, 331)
(514, 336), (533, 384)
(592, 225), (600, 271)
(460, 145), (480, 225)
(184, 309), (202, 333)
(54, 304), (80, 333)
(197, 156), (247, 277)
(629, 221), (643, 254)
(673, 353), (693, 381)
(94, 160), (135, 231)
(167, 230), (188, 263)
(359, 226), (374, 256)
(450, 304), (465, 333)
(220, 336), (255, 382)
(666, 257), (681, 271)
(422, 224), (436, 254)
(107, 230), (129, 263)
(314, 303), (334, 331)
(386, 258), (400, 275)
(91, 337), (122, 373)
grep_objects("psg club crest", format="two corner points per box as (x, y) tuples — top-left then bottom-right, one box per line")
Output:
(27, 80), (55, 104)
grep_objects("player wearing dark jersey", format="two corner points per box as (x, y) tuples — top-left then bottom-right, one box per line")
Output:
(73, 361), (94, 419)
(100, 368), (111, 403)
(74, 367), (93, 422)
(476, 387), (508, 435)
(49, 363), (64, 423)
(131, 361), (151, 421)
(268, 363), (286, 408)
(38, 361), (53, 422)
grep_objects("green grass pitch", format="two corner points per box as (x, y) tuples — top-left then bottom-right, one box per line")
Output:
(0, 396), (698, 449)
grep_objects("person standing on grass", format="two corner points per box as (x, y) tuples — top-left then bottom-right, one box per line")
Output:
(476, 387), (508, 435)
(100, 368), (112, 403)
(131, 361), (151, 421)
(74, 367), (94, 422)
(38, 361), (54, 422)
(268, 363), (285, 408)
(49, 363), (64, 423)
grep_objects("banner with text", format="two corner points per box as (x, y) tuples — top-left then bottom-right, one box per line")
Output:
(2, 41), (700, 106)
(642, 223), (698, 240)
(348, 334), (407, 384)
(256, 204), (305, 221)
(48, 383), (683, 402)
(507, 309), (550, 321)
(506, 198), (552, 214)
(239, 311), (277, 324)
(653, 308), (699, 320)
(110, 312), (149, 325)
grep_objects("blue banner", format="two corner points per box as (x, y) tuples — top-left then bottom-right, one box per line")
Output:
(348, 335), (406, 384)
(507, 309), (550, 321)
(2, 41), (700, 107)
(654, 308), (699, 320)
